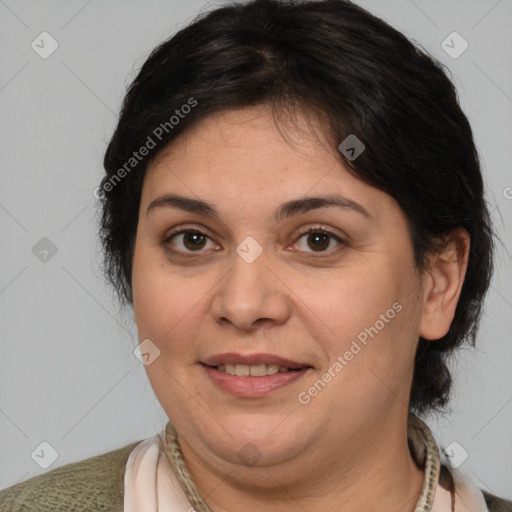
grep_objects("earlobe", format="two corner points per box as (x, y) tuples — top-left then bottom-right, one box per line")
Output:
(419, 228), (470, 341)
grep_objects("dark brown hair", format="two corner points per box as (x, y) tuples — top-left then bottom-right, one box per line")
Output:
(99, 0), (494, 416)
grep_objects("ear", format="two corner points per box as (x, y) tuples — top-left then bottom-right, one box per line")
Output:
(419, 228), (470, 340)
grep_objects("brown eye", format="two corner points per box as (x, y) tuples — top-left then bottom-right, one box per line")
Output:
(306, 232), (330, 251)
(165, 229), (216, 253)
(295, 227), (345, 256)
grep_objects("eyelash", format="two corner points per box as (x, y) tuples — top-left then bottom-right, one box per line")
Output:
(162, 225), (346, 259)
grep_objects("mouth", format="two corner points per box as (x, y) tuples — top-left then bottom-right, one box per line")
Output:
(201, 353), (311, 373)
(200, 353), (313, 397)
(212, 363), (297, 376)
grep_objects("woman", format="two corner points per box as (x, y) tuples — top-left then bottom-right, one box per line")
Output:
(1, 0), (510, 510)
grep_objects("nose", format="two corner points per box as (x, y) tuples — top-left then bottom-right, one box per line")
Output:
(210, 245), (292, 332)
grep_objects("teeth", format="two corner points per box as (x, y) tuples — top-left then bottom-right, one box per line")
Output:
(236, 364), (250, 376)
(266, 364), (280, 375)
(217, 363), (291, 376)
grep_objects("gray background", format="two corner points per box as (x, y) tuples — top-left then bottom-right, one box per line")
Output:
(1, 0), (511, 499)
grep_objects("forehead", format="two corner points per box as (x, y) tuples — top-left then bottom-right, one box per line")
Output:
(140, 106), (395, 224)
(147, 107), (349, 187)
(150, 106), (336, 172)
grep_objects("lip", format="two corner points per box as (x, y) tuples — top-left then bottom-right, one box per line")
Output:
(202, 364), (311, 398)
(202, 352), (310, 370)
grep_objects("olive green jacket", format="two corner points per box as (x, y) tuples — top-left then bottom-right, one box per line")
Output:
(0, 441), (138, 511)
(1, 440), (511, 511)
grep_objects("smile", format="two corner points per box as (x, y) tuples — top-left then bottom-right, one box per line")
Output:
(201, 362), (311, 398)
(215, 363), (293, 376)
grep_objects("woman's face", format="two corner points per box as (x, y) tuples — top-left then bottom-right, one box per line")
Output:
(132, 105), (429, 471)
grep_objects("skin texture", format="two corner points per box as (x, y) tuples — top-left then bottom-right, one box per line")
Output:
(131, 105), (469, 512)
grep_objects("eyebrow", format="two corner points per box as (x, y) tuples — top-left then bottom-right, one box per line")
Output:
(146, 193), (372, 221)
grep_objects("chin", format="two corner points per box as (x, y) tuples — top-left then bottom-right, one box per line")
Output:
(196, 413), (312, 466)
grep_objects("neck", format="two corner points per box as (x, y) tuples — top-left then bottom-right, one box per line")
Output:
(177, 413), (426, 512)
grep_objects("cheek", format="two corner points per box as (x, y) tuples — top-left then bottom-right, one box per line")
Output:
(131, 243), (212, 352)
(316, 264), (403, 342)
(132, 241), (174, 339)
(311, 260), (421, 391)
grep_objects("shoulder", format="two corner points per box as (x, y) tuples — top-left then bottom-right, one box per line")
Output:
(0, 439), (141, 512)
(436, 448), (511, 512)
(483, 490), (512, 512)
